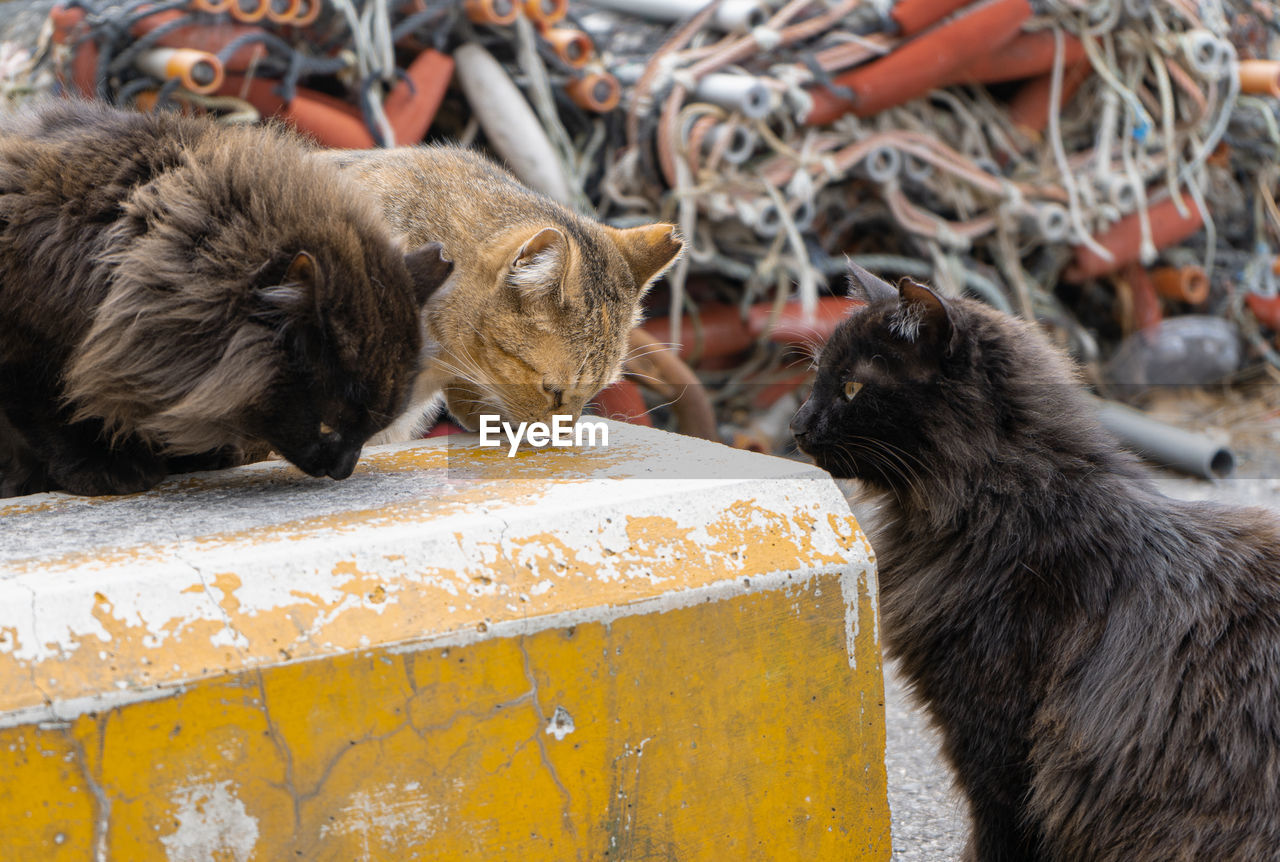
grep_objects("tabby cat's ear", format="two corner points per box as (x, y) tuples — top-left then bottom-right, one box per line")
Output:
(404, 241), (453, 306)
(846, 261), (897, 305)
(507, 227), (568, 299)
(892, 279), (957, 352)
(609, 224), (684, 296)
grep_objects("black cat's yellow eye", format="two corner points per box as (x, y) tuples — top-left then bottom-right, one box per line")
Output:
(844, 381), (863, 400)
(319, 422), (335, 436)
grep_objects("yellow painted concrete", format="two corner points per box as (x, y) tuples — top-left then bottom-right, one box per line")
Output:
(0, 423), (888, 859)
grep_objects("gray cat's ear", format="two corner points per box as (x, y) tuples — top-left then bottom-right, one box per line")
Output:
(507, 227), (568, 299)
(404, 241), (453, 306)
(846, 261), (897, 305)
(892, 279), (956, 351)
(286, 250), (317, 286)
(257, 250), (319, 312)
(609, 223), (684, 296)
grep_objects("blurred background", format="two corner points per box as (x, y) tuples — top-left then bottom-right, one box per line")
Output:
(2, 0), (1278, 479)
(3, 3), (1277, 856)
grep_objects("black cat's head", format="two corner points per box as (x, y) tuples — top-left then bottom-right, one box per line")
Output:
(791, 263), (1080, 489)
(243, 242), (453, 479)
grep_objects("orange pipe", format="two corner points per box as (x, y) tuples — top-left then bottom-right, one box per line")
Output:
(523, 0), (567, 26)
(805, 0), (1032, 124)
(135, 47), (225, 95)
(1120, 264), (1162, 331)
(383, 49), (454, 146)
(465, 0), (520, 25)
(946, 31), (1085, 85)
(541, 27), (593, 69)
(265, 0), (302, 24)
(219, 75), (375, 148)
(1008, 61), (1090, 135)
(1065, 195), (1205, 281)
(1150, 265), (1209, 304)
(50, 5), (98, 97)
(1239, 60), (1280, 97)
(566, 71), (621, 112)
(130, 11), (271, 71)
(625, 328), (717, 440)
(228, 0), (270, 23)
(291, 0), (321, 26)
(1246, 294), (1280, 331)
(590, 380), (654, 427)
(642, 297), (859, 361)
(891, 0), (975, 36)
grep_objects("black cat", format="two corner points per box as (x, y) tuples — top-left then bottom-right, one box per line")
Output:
(792, 264), (1280, 861)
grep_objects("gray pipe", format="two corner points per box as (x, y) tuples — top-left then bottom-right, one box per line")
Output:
(1094, 399), (1236, 479)
(692, 73), (773, 118)
(618, 64), (773, 119)
(584, 0), (768, 31)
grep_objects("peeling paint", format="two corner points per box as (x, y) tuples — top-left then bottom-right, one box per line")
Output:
(546, 706), (575, 741)
(0, 422), (872, 720)
(319, 781), (447, 851)
(157, 780), (258, 862)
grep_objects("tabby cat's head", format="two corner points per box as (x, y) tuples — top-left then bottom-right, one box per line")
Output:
(323, 145), (683, 432)
(791, 264), (1083, 489)
(432, 221), (683, 429)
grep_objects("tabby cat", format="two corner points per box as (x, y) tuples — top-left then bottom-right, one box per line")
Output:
(321, 145), (683, 441)
(0, 101), (452, 497)
(792, 264), (1280, 861)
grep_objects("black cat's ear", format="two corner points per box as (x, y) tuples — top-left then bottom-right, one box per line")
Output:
(891, 279), (957, 352)
(846, 261), (898, 305)
(404, 242), (453, 306)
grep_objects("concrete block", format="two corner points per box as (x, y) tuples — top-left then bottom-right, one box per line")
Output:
(0, 420), (888, 860)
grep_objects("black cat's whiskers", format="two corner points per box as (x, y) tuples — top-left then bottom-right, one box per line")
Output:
(793, 336), (825, 370)
(838, 436), (945, 511)
(832, 440), (916, 509)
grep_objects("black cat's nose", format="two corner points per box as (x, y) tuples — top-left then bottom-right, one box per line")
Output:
(324, 444), (362, 480)
(790, 398), (815, 440)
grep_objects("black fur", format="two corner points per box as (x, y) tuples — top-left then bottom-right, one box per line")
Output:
(0, 101), (451, 496)
(793, 269), (1280, 861)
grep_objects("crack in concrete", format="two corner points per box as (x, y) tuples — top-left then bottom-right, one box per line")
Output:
(18, 580), (54, 710)
(518, 638), (576, 838)
(62, 715), (112, 862)
(405, 688), (533, 741)
(253, 669), (303, 840)
(254, 667), (424, 852)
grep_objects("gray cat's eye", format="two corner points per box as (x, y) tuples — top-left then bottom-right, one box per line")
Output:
(844, 381), (863, 400)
